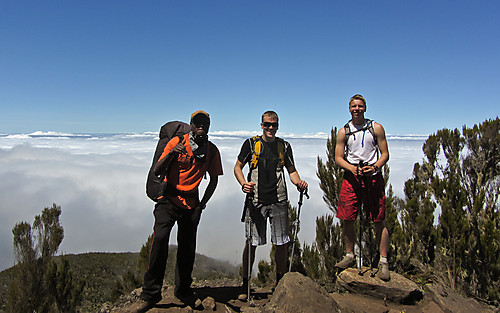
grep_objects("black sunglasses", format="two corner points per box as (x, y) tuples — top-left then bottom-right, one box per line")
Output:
(193, 116), (210, 127)
(262, 122), (278, 128)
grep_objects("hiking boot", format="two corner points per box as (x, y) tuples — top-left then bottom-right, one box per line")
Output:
(237, 279), (250, 301)
(175, 288), (202, 309)
(237, 292), (248, 301)
(174, 287), (194, 302)
(335, 255), (356, 269)
(129, 296), (160, 313)
(378, 262), (390, 281)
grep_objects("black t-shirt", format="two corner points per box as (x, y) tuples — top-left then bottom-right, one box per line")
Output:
(238, 137), (295, 204)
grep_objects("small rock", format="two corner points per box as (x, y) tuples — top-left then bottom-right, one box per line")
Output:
(194, 298), (203, 310)
(202, 296), (216, 311)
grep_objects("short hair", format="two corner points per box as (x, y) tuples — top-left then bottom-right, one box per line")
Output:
(349, 94), (366, 106)
(262, 110), (279, 122)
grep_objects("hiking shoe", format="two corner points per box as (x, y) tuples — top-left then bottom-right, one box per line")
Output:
(174, 287), (194, 302)
(335, 255), (356, 269)
(175, 287), (202, 309)
(378, 262), (390, 281)
(237, 279), (252, 301)
(237, 292), (248, 301)
(129, 297), (160, 313)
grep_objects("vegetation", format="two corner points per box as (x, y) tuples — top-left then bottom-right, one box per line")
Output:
(387, 118), (500, 304)
(1, 211), (239, 313)
(292, 117), (499, 306)
(5, 204), (84, 313)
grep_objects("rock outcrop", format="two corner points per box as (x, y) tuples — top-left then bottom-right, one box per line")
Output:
(106, 272), (497, 313)
(425, 282), (496, 313)
(265, 272), (341, 313)
(337, 267), (424, 304)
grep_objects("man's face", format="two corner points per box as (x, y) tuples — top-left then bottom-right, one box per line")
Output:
(191, 114), (210, 137)
(349, 99), (366, 118)
(261, 116), (278, 139)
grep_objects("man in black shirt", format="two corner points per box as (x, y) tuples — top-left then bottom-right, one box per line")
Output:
(234, 111), (308, 300)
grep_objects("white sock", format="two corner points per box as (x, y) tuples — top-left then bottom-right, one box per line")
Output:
(380, 256), (388, 263)
(346, 252), (354, 259)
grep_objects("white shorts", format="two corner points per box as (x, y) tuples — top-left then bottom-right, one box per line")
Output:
(244, 201), (290, 246)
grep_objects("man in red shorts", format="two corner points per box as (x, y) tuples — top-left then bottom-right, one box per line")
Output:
(334, 94), (390, 281)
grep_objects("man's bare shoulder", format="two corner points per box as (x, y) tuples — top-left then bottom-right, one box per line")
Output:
(373, 121), (385, 132)
(337, 125), (347, 136)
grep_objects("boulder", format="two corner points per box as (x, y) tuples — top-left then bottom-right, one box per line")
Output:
(337, 267), (424, 304)
(425, 283), (497, 313)
(265, 272), (341, 313)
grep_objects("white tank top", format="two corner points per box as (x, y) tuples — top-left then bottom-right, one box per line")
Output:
(345, 120), (379, 166)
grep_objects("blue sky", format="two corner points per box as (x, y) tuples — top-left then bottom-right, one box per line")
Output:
(1, 1), (499, 136)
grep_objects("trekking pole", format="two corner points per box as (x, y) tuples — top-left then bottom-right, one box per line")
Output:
(289, 188), (309, 272)
(365, 172), (376, 277)
(246, 213), (252, 303)
(244, 193), (254, 305)
(358, 162), (365, 276)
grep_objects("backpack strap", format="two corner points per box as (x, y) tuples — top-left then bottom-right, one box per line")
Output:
(344, 119), (377, 144)
(250, 136), (262, 170)
(249, 136), (285, 172)
(344, 119), (379, 159)
(277, 138), (285, 168)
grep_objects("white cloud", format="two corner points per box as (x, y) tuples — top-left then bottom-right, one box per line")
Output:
(0, 133), (424, 272)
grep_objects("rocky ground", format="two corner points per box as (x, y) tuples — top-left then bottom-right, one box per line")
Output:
(103, 269), (498, 313)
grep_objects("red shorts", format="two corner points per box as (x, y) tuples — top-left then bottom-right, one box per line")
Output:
(336, 171), (386, 222)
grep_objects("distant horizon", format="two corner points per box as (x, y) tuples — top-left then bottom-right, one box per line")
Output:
(0, 128), (436, 140)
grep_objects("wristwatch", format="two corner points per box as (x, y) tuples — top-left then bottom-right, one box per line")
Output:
(373, 165), (381, 173)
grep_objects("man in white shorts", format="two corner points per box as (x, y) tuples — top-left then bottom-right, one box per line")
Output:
(234, 110), (308, 300)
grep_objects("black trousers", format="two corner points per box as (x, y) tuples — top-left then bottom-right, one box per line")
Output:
(140, 199), (200, 301)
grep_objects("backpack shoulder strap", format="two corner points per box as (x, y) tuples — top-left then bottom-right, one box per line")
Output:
(276, 137), (285, 167)
(344, 119), (352, 137)
(344, 120), (353, 154)
(365, 119), (377, 146)
(250, 136), (262, 170)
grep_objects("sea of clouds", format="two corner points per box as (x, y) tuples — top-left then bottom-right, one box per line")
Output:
(0, 131), (426, 272)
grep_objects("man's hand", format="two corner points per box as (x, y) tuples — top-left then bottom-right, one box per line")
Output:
(296, 180), (308, 192)
(172, 138), (187, 155)
(359, 165), (378, 176)
(192, 203), (205, 225)
(241, 182), (256, 193)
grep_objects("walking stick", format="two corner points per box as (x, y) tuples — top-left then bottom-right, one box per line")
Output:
(289, 189), (309, 272)
(357, 161), (376, 276)
(365, 172), (376, 277)
(357, 161), (365, 275)
(246, 213), (252, 302)
(244, 193), (254, 305)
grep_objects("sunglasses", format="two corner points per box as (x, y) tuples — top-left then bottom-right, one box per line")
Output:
(193, 116), (210, 127)
(262, 122), (278, 128)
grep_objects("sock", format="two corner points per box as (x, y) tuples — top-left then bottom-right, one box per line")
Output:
(346, 252), (354, 259)
(380, 256), (388, 263)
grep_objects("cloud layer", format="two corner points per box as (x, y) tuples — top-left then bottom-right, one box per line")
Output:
(0, 132), (424, 272)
